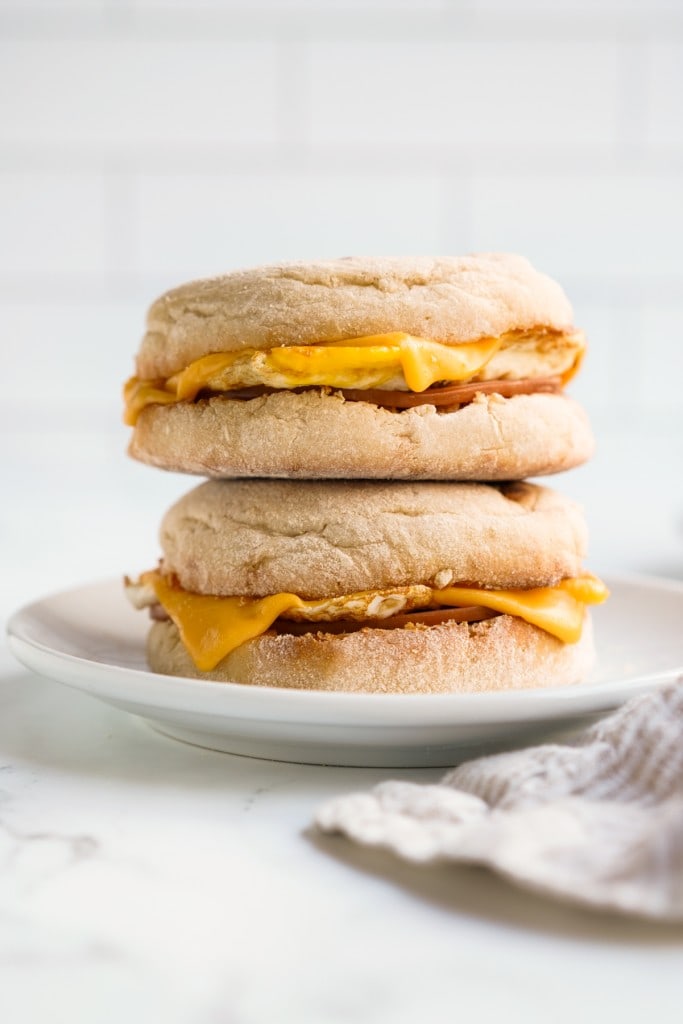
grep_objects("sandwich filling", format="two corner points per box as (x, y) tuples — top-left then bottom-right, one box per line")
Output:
(124, 329), (585, 425)
(126, 570), (608, 672)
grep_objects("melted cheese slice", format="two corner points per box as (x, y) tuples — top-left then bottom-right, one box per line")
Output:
(123, 333), (502, 425)
(432, 576), (607, 645)
(149, 573), (305, 671)
(142, 571), (608, 672)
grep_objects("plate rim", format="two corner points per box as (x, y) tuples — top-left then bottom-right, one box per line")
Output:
(5, 572), (683, 728)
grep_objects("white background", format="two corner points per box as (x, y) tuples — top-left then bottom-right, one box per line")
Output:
(1, 1), (682, 595)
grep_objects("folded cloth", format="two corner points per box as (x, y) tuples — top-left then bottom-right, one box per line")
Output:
(315, 678), (683, 920)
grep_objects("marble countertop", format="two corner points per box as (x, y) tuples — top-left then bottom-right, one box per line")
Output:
(2, 422), (683, 1023)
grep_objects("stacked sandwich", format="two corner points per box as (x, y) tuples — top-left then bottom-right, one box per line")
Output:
(124, 254), (607, 694)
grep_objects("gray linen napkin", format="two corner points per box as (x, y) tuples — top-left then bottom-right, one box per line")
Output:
(315, 678), (683, 920)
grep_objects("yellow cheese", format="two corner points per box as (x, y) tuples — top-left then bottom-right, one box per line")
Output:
(266, 335), (502, 392)
(123, 378), (179, 425)
(123, 333), (501, 425)
(432, 574), (609, 644)
(143, 571), (609, 672)
(399, 336), (502, 392)
(148, 572), (305, 672)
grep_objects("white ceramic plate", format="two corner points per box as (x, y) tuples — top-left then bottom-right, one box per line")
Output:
(6, 576), (683, 767)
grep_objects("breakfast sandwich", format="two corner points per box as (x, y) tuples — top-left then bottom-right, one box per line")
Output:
(124, 254), (594, 480)
(125, 479), (608, 694)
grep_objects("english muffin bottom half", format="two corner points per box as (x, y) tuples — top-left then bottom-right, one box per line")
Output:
(124, 254), (594, 480)
(125, 479), (608, 694)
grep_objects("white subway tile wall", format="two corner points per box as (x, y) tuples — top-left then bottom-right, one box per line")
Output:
(1, 0), (682, 439)
(133, 171), (446, 277)
(308, 41), (621, 147)
(1, 40), (281, 147)
(0, 172), (108, 276)
(646, 43), (683, 146)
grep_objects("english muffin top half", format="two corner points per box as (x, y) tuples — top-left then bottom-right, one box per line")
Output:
(154, 478), (588, 598)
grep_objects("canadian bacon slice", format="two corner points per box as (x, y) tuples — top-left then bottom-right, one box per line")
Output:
(266, 606), (500, 635)
(335, 376), (563, 408)
(219, 376), (563, 408)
